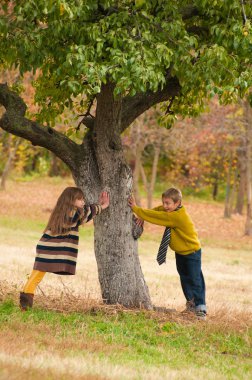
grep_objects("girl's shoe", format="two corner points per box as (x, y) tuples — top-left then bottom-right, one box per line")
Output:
(19, 292), (34, 311)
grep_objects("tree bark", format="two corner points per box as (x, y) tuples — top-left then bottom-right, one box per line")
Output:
(79, 83), (152, 308)
(121, 76), (180, 132)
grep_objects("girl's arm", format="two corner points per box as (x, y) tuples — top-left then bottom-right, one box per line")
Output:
(81, 191), (110, 224)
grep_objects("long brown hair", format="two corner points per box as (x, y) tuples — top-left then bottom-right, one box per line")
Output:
(44, 187), (84, 235)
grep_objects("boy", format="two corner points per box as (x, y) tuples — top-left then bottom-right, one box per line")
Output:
(128, 187), (207, 320)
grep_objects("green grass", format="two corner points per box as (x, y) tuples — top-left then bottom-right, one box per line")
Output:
(0, 300), (251, 379)
(10, 173), (72, 184)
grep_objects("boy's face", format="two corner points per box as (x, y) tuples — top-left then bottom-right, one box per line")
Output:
(162, 197), (180, 212)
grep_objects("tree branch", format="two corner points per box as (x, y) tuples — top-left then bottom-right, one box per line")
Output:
(121, 76), (180, 132)
(77, 96), (96, 131)
(241, 0), (247, 24)
(0, 83), (80, 173)
(181, 5), (200, 20)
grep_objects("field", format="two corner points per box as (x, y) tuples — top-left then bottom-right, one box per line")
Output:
(0, 178), (251, 380)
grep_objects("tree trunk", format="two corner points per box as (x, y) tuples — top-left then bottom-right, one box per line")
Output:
(224, 153), (233, 218)
(244, 102), (252, 236)
(212, 177), (218, 200)
(235, 147), (246, 214)
(139, 144), (160, 209)
(49, 153), (60, 176)
(0, 136), (20, 190)
(149, 145), (160, 208)
(76, 83), (152, 308)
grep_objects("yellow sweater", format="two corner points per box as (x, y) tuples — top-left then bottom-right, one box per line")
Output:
(132, 205), (201, 255)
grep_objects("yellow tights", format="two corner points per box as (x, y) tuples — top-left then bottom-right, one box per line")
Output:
(23, 270), (46, 295)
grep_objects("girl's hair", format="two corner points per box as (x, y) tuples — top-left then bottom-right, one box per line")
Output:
(162, 188), (182, 204)
(44, 187), (84, 235)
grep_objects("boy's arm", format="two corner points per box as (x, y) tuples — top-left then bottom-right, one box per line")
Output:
(131, 205), (178, 227)
(152, 205), (165, 211)
(128, 195), (178, 227)
(132, 215), (144, 240)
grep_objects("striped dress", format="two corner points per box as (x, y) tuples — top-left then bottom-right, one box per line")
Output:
(33, 204), (102, 275)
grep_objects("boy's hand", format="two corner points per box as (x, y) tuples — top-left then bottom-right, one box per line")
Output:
(135, 217), (144, 227)
(128, 195), (136, 208)
(99, 191), (110, 210)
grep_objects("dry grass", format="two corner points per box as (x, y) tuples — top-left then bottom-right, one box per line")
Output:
(0, 178), (252, 379)
(0, 356), (109, 380)
(0, 177), (74, 221)
(0, 177), (252, 249)
(0, 349), (230, 380)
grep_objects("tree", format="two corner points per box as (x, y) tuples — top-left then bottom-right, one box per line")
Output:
(0, 1), (252, 308)
(244, 100), (252, 235)
(0, 134), (20, 189)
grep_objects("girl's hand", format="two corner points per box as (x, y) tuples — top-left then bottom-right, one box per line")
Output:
(128, 195), (136, 208)
(99, 191), (110, 210)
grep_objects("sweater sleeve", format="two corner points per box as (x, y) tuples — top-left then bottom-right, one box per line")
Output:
(132, 205), (179, 227)
(80, 204), (102, 225)
(152, 205), (165, 211)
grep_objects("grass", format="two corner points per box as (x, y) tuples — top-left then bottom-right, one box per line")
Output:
(0, 215), (94, 248)
(0, 178), (252, 379)
(0, 299), (251, 380)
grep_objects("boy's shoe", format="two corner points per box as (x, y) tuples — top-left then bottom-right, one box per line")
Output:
(19, 292), (34, 311)
(195, 310), (207, 321)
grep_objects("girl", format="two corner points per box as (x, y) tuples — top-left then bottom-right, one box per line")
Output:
(20, 186), (109, 310)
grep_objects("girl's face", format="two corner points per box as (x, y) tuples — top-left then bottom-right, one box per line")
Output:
(74, 197), (85, 209)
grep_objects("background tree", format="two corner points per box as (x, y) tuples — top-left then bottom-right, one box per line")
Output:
(243, 100), (252, 235)
(123, 108), (170, 208)
(0, 1), (252, 308)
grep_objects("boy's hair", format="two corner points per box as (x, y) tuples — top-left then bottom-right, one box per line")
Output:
(162, 188), (182, 204)
(44, 187), (84, 235)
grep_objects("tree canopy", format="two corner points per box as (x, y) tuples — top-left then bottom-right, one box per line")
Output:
(0, 0), (252, 129)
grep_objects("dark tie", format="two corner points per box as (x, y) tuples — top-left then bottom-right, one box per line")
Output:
(156, 205), (182, 265)
(156, 227), (171, 265)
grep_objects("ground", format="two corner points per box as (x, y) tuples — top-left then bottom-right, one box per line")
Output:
(0, 177), (251, 380)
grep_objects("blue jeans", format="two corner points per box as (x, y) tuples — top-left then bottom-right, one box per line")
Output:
(175, 249), (206, 312)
